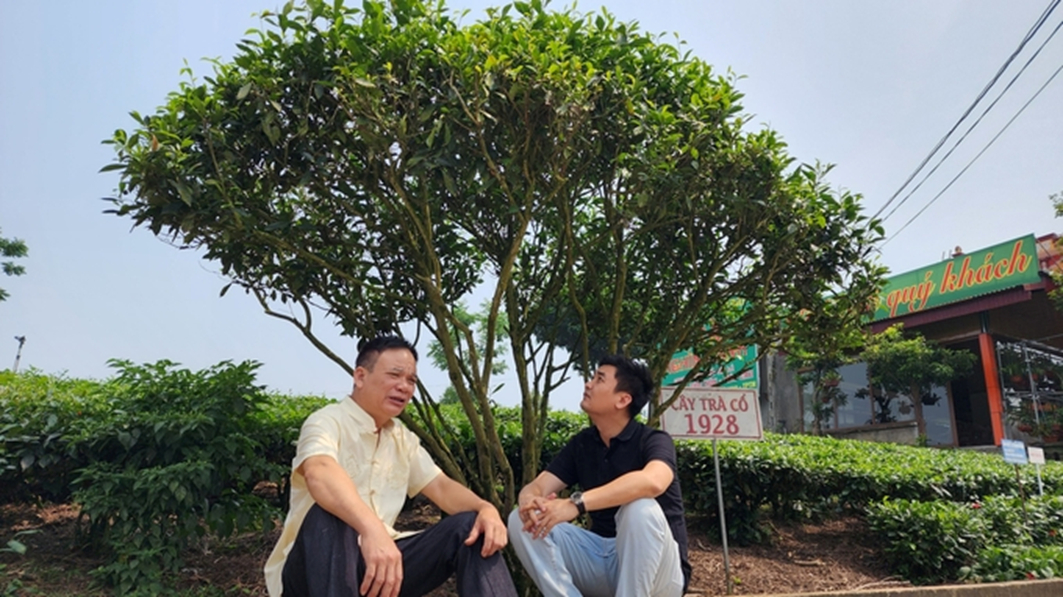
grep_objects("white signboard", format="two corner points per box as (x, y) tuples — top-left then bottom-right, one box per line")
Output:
(659, 386), (763, 440)
(1028, 446), (1046, 465)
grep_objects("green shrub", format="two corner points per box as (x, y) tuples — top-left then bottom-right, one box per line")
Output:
(867, 494), (1063, 584)
(253, 391), (333, 507)
(70, 359), (282, 596)
(675, 432), (1063, 545)
(0, 369), (110, 502)
(966, 544), (1063, 582)
(676, 436), (834, 544)
(1, 364), (330, 594)
(970, 495), (1063, 547)
(866, 497), (988, 583)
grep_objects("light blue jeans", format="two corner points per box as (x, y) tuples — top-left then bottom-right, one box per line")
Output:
(507, 498), (684, 597)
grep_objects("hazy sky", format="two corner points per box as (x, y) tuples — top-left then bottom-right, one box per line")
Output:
(1, 1), (1060, 412)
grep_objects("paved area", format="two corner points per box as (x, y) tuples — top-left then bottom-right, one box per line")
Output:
(742, 578), (1063, 597)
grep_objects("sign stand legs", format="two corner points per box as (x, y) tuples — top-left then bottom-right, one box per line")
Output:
(713, 438), (733, 595)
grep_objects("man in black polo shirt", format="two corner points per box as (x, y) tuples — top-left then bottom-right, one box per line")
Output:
(508, 355), (690, 597)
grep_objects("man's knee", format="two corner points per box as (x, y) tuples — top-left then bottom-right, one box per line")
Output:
(616, 498), (667, 534)
(298, 503), (352, 546)
(439, 510), (478, 537)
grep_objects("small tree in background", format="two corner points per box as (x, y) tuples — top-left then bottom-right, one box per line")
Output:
(862, 325), (976, 436)
(0, 228), (28, 302)
(425, 301), (509, 407)
(785, 302), (870, 435)
(787, 320), (975, 436)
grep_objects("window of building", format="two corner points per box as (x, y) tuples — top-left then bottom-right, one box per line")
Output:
(835, 363), (871, 427)
(922, 383), (954, 446)
(869, 384), (917, 425)
(801, 363), (872, 431)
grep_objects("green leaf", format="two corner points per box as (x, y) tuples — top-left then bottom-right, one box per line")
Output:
(6, 539), (27, 555)
(173, 181), (193, 206)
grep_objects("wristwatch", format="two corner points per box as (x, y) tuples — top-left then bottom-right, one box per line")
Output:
(569, 491), (587, 516)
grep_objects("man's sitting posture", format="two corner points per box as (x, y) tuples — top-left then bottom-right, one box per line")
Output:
(508, 354), (691, 597)
(264, 335), (517, 597)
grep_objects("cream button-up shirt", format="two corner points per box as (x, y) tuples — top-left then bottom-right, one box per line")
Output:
(264, 398), (442, 597)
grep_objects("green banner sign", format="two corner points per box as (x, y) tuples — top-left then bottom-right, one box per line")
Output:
(873, 234), (1041, 322)
(662, 346), (759, 389)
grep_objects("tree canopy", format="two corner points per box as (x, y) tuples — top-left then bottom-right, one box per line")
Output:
(104, 0), (884, 508)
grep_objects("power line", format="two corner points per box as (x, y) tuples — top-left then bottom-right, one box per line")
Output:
(883, 58), (1063, 245)
(871, 0), (1061, 221)
(880, 14), (1063, 224)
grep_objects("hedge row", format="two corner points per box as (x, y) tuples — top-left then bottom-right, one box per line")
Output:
(866, 495), (1063, 583)
(6, 364), (1063, 591)
(0, 363), (328, 595)
(675, 432), (1063, 543)
(0, 365), (331, 506)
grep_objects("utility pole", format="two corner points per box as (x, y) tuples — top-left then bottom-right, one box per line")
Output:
(13, 335), (25, 372)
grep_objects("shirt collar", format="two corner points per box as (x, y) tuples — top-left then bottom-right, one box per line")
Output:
(615, 417), (641, 442)
(591, 417), (641, 447)
(341, 396), (395, 435)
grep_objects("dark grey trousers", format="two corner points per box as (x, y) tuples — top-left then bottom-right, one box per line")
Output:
(281, 504), (518, 597)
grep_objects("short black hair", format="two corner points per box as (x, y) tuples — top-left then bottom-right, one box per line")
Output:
(598, 354), (654, 418)
(356, 335), (418, 370)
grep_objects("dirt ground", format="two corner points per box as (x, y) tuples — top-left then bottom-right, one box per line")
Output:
(0, 500), (908, 596)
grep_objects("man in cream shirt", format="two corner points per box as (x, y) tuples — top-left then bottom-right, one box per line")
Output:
(264, 335), (517, 597)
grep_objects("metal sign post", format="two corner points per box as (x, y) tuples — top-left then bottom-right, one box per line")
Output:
(711, 438), (733, 595)
(1001, 439), (1030, 524)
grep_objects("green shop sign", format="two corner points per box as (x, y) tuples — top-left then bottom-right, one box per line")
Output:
(874, 234), (1041, 321)
(662, 346), (759, 389)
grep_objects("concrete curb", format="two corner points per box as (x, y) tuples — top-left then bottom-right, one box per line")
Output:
(741, 578), (1063, 597)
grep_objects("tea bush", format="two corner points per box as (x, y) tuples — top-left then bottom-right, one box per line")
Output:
(0, 369), (111, 502)
(69, 359), (285, 595)
(252, 390), (332, 507)
(866, 495), (1063, 583)
(866, 497), (988, 583)
(404, 402), (585, 500)
(675, 432), (1063, 545)
(968, 545), (1063, 582)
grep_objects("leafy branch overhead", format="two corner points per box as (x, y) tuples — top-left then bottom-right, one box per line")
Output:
(0, 228), (28, 302)
(1049, 189), (1063, 312)
(102, 0), (884, 508)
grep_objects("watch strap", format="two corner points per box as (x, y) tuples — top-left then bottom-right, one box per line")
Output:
(570, 491), (587, 515)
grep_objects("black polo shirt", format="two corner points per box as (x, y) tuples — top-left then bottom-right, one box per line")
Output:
(545, 418), (691, 590)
